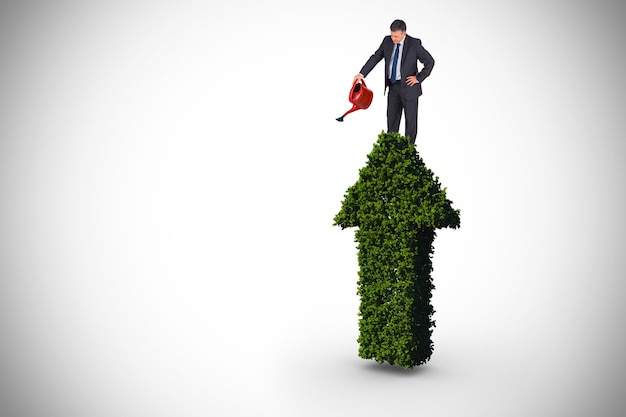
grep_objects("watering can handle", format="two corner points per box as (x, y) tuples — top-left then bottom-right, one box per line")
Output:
(353, 78), (367, 89)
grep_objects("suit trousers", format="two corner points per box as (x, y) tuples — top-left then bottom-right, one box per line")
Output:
(387, 81), (419, 144)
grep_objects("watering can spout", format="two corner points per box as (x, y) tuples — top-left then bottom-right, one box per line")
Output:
(336, 104), (359, 122)
(336, 79), (373, 122)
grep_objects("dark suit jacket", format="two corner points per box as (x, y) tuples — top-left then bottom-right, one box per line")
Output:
(359, 34), (435, 99)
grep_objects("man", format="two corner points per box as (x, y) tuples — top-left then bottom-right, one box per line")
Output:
(354, 20), (435, 144)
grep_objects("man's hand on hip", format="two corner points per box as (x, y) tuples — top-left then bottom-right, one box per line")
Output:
(405, 76), (419, 86)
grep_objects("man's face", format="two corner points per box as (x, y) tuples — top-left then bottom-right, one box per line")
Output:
(390, 30), (405, 44)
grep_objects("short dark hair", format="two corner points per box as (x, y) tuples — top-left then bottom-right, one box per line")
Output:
(390, 19), (406, 32)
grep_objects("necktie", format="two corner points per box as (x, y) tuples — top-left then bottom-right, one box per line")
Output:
(390, 43), (399, 84)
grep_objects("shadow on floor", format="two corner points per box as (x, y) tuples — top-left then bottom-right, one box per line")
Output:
(360, 360), (431, 376)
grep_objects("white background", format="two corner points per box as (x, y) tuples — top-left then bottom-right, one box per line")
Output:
(1, 1), (625, 416)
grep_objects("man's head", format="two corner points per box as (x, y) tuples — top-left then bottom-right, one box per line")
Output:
(390, 19), (407, 44)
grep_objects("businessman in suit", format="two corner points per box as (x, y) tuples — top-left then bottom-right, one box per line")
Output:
(354, 20), (435, 144)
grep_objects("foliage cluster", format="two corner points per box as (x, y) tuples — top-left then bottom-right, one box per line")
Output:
(334, 131), (460, 368)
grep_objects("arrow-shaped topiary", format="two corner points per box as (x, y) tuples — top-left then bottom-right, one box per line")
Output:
(334, 131), (460, 368)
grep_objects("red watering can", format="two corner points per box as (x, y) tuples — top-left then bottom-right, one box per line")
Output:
(336, 78), (373, 122)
